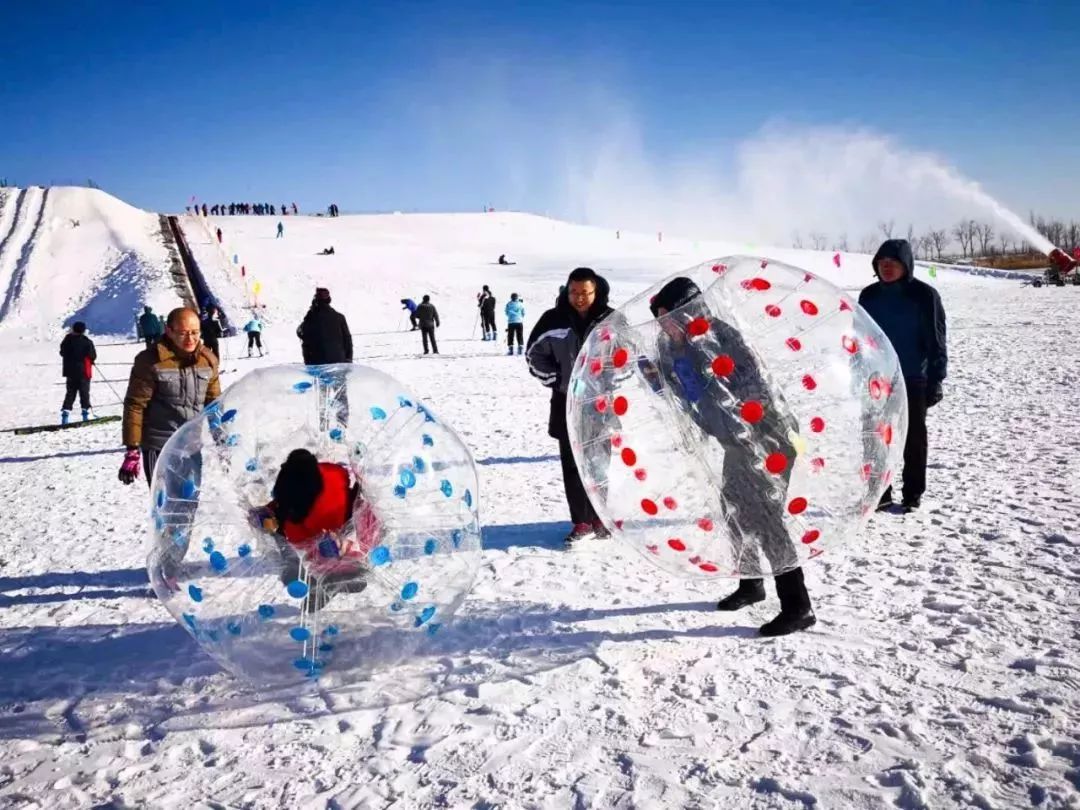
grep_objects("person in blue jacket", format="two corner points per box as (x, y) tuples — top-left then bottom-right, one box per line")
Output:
(400, 298), (419, 330)
(243, 316), (264, 357)
(859, 238), (948, 513)
(504, 293), (525, 355)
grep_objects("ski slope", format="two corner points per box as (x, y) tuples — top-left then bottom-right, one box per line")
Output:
(0, 187), (177, 341)
(0, 194), (1078, 809)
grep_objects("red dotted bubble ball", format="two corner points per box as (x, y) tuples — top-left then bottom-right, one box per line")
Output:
(564, 255), (909, 581)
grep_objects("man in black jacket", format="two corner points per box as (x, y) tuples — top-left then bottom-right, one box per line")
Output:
(859, 239), (948, 512)
(297, 288), (354, 365)
(526, 267), (614, 545)
(648, 277), (815, 637)
(59, 321), (97, 424)
(416, 295), (440, 355)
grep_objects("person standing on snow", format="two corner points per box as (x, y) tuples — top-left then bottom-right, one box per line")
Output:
(478, 285), (497, 341)
(296, 288), (353, 365)
(859, 239), (948, 513)
(120, 307), (220, 486)
(647, 277), (815, 637)
(59, 321), (97, 424)
(216, 227), (223, 243)
(243, 316), (265, 357)
(505, 293), (525, 355)
(415, 295), (441, 355)
(139, 305), (163, 350)
(200, 306), (223, 360)
(400, 298), (419, 330)
(526, 267), (613, 545)
(276, 221), (284, 239)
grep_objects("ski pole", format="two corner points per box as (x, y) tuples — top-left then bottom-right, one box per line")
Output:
(93, 362), (125, 404)
(471, 309), (480, 339)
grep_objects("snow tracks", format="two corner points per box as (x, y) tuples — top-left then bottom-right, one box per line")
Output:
(0, 186), (50, 322)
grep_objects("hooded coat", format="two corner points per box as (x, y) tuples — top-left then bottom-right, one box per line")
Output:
(526, 269), (613, 438)
(858, 239), (948, 385)
(60, 332), (97, 380)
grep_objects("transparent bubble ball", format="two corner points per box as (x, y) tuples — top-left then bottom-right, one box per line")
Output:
(567, 257), (908, 579)
(146, 363), (482, 686)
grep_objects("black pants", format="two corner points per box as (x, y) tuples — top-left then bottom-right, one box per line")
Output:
(62, 377), (91, 411)
(557, 433), (598, 526)
(409, 313), (418, 329)
(247, 331), (262, 351)
(482, 311), (496, 334)
(902, 381), (929, 501)
(144, 337), (157, 351)
(203, 338), (219, 360)
(507, 323), (524, 347)
(421, 326), (439, 354)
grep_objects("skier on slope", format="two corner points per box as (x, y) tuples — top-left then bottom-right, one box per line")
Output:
(505, 293), (525, 355)
(59, 321), (97, 424)
(216, 227), (223, 243)
(243, 315), (265, 357)
(400, 298), (419, 330)
(646, 276), (816, 637)
(478, 285), (497, 341)
(526, 268), (613, 545)
(276, 221), (284, 239)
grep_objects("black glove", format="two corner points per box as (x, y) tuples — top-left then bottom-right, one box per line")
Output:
(927, 381), (943, 408)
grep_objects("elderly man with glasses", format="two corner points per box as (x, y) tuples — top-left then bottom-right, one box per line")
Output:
(119, 307), (221, 486)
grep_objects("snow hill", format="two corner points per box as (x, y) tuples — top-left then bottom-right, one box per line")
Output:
(0, 188), (1078, 808)
(0, 186), (176, 342)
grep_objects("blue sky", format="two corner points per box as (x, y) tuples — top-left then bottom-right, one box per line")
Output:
(3, 0), (1078, 236)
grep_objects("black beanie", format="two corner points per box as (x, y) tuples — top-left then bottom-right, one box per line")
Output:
(650, 277), (702, 317)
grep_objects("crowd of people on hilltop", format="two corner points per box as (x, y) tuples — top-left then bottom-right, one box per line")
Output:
(187, 202), (299, 217)
(47, 234), (947, 641)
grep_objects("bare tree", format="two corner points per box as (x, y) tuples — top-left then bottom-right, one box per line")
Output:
(952, 222), (969, 257)
(977, 222), (994, 255)
(859, 233), (878, 253)
(998, 231), (1011, 256)
(879, 220), (895, 239)
(832, 234), (849, 252)
(791, 231), (804, 249)
(809, 232), (828, 251)
(929, 229), (948, 260)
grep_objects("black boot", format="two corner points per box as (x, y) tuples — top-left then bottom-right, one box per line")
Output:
(901, 494), (921, 512)
(876, 486), (894, 511)
(760, 568), (816, 637)
(716, 578), (766, 611)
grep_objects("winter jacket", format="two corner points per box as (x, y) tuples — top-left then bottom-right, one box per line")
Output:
(654, 313), (796, 457)
(478, 291), (496, 314)
(401, 299), (417, 313)
(122, 338), (221, 451)
(415, 302), (440, 329)
(277, 463), (356, 545)
(859, 239), (948, 384)
(139, 311), (163, 339)
(297, 303), (353, 365)
(243, 319), (263, 333)
(60, 333), (97, 380)
(505, 299), (525, 324)
(526, 271), (613, 438)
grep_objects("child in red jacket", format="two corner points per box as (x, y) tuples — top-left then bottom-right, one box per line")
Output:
(251, 448), (379, 603)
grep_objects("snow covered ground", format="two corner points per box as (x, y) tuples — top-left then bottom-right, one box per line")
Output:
(0, 194), (1078, 808)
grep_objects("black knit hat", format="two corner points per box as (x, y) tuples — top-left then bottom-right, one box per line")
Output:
(315, 287), (331, 303)
(650, 277), (702, 317)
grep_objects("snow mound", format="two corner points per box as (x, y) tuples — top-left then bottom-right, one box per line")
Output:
(0, 186), (179, 340)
